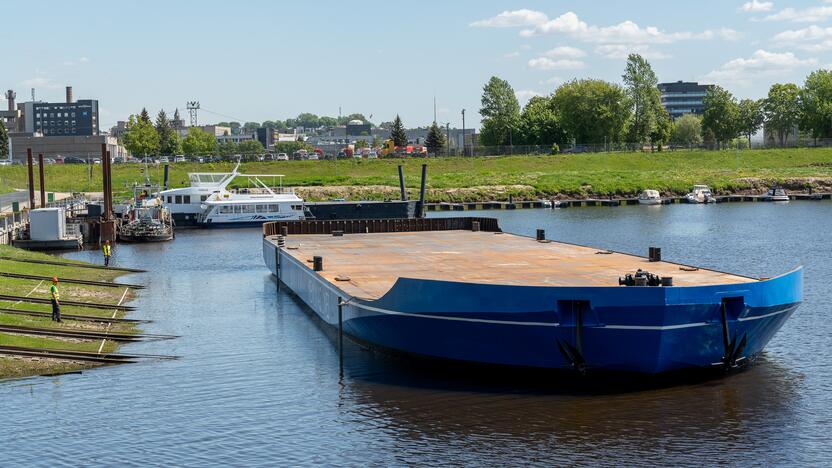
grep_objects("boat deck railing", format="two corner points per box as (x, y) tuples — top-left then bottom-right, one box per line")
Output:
(263, 217), (501, 237)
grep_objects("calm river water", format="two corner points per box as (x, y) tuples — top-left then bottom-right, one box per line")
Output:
(2, 202), (830, 466)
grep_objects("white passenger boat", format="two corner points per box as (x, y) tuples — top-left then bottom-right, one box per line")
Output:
(638, 190), (662, 205)
(159, 163), (305, 227)
(759, 185), (789, 202)
(684, 185), (716, 204)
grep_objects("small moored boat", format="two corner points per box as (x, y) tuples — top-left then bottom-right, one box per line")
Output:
(760, 185), (789, 202)
(638, 190), (662, 205)
(685, 185), (716, 204)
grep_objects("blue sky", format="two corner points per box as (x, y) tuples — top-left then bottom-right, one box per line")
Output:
(3, 0), (830, 130)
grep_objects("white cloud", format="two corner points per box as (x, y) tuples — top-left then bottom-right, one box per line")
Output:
(741, 0), (774, 13)
(703, 49), (817, 85)
(62, 56), (91, 67)
(515, 90), (543, 103)
(527, 57), (586, 70)
(473, 9), (739, 46)
(20, 77), (61, 89)
(503, 51), (520, 59)
(471, 9), (547, 28)
(718, 28), (744, 41)
(594, 44), (672, 60)
(541, 46), (586, 58)
(772, 25), (832, 51)
(763, 5), (832, 22)
(539, 76), (564, 86)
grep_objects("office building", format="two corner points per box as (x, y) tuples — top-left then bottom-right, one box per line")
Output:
(25, 86), (100, 136)
(657, 81), (713, 119)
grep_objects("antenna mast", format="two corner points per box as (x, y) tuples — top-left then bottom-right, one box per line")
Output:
(186, 101), (200, 127)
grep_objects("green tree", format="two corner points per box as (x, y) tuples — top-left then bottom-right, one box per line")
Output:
(671, 114), (703, 147)
(764, 83), (802, 147)
(479, 76), (521, 146)
(0, 122), (8, 159)
(182, 127), (217, 155)
(649, 107), (673, 151)
(354, 140), (369, 150)
(337, 113), (370, 126)
(123, 114), (160, 157)
(737, 99), (764, 146)
(552, 79), (630, 145)
(319, 116), (338, 128)
(274, 141), (313, 155)
(155, 109), (181, 156)
(517, 95), (564, 145)
(242, 122), (261, 134)
(217, 141), (238, 156)
(425, 121), (447, 155)
(139, 108), (151, 124)
(799, 69), (832, 140)
(296, 113), (320, 129)
(390, 115), (407, 146)
(703, 85), (740, 149)
(622, 54), (662, 145)
(237, 140), (265, 154)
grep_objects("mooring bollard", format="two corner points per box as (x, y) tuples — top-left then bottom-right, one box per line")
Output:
(536, 229), (545, 241)
(332, 230), (343, 237)
(280, 225), (288, 237)
(649, 247), (661, 262)
(472, 221), (480, 232)
(313, 256), (323, 271)
(277, 234), (285, 248)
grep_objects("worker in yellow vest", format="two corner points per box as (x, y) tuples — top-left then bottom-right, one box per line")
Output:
(102, 240), (112, 267)
(50, 277), (61, 322)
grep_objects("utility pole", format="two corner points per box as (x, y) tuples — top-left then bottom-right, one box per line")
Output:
(445, 122), (450, 157)
(461, 109), (466, 157)
(186, 101), (200, 127)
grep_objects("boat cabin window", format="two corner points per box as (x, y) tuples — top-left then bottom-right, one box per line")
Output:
(183, 195), (191, 204)
(175, 195), (182, 204)
(167, 196), (172, 204)
(219, 206), (233, 214)
(292, 205), (302, 211)
(268, 204), (280, 212)
(200, 195), (208, 202)
(234, 205), (242, 213)
(242, 205), (255, 214)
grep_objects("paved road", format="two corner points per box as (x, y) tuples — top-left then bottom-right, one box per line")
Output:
(0, 191), (27, 213)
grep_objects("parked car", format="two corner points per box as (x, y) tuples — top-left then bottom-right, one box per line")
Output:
(64, 156), (86, 164)
(275, 153), (289, 161)
(92, 158), (102, 164)
(159, 156), (170, 163)
(367, 151), (378, 159)
(174, 156), (186, 163)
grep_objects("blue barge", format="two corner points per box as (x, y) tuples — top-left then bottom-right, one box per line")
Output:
(262, 218), (802, 375)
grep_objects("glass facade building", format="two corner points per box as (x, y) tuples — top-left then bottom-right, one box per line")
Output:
(657, 81), (713, 119)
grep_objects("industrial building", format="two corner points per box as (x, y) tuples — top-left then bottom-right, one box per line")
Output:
(657, 81), (713, 119)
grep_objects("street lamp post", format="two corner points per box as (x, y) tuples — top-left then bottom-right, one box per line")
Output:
(461, 109), (466, 157)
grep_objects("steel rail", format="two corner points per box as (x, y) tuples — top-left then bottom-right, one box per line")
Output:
(0, 294), (136, 311)
(0, 307), (151, 323)
(0, 272), (145, 289)
(0, 257), (146, 273)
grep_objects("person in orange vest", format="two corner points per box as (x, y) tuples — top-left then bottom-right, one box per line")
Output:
(102, 240), (112, 267)
(50, 277), (61, 322)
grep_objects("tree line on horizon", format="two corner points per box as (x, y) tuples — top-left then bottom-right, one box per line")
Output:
(479, 54), (832, 151)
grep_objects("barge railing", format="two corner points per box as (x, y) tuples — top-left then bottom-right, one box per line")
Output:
(263, 217), (501, 236)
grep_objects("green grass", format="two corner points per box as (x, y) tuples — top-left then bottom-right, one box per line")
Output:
(2, 148), (832, 201)
(0, 245), (136, 379)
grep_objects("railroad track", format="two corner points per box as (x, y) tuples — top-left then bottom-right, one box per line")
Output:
(0, 272), (145, 289)
(0, 257), (146, 273)
(0, 307), (151, 324)
(0, 324), (177, 342)
(0, 345), (178, 364)
(0, 294), (136, 311)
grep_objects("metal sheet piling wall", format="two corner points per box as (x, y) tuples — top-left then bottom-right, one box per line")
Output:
(263, 217), (501, 237)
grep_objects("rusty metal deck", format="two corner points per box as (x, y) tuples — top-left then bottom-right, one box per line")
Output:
(270, 231), (755, 300)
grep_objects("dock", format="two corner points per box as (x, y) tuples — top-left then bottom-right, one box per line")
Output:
(425, 192), (832, 211)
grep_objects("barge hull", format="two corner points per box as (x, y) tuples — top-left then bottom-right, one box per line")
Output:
(263, 222), (802, 375)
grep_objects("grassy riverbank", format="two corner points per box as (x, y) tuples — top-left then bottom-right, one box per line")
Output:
(0, 245), (136, 379)
(2, 148), (832, 202)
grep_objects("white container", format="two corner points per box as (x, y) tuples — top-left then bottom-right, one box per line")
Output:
(29, 208), (66, 240)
